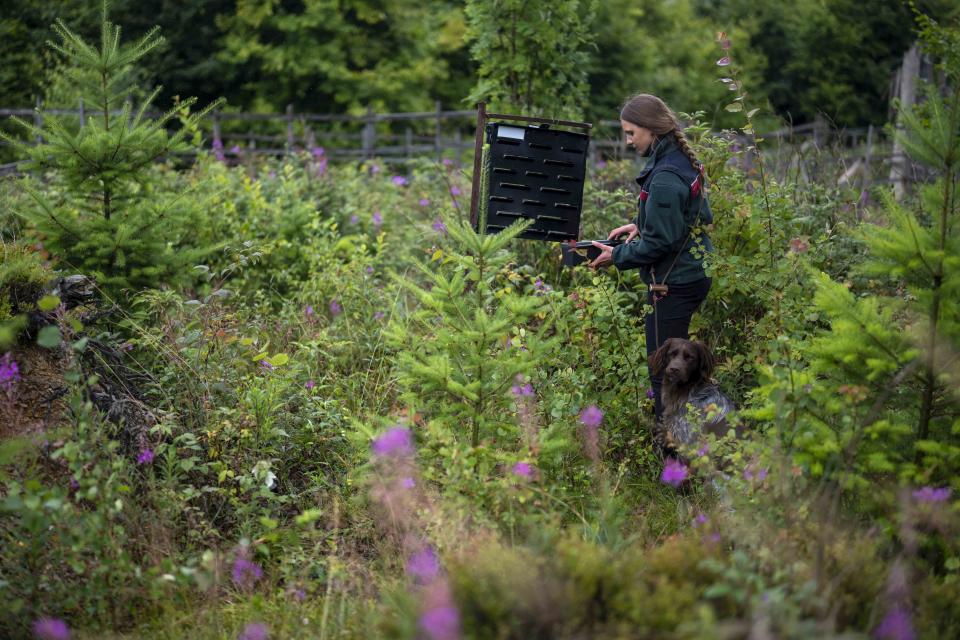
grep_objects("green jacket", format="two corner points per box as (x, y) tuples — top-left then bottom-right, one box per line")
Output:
(611, 138), (713, 285)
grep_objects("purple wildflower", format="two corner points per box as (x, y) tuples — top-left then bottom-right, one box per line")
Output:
(69, 477), (79, 491)
(420, 606), (460, 640)
(661, 459), (688, 487)
(442, 158), (453, 167)
(696, 443), (709, 457)
(237, 622), (269, 640)
(231, 550), (263, 589)
(305, 380), (315, 390)
(646, 388), (656, 400)
(0, 353), (20, 390)
(511, 462), (533, 478)
(372, 427), (414, 457)
(32, 618), (70, 640)
(579, 405), (603, 429)
(875, 607), (915, 640)
(267, 170), (277, 179)
(305, 304), (314, 317)
(401, 476), (416, 489)
(596, 159), (607, 168)
(374, 311), (386, 321)
(391, 175), (408, 187)
(716, 56), (731, 67)
(366, 265), (374, 275)
(137, 449), (155, 465)
(311, 146), (325, 161)
(912, 486), (951, 503)
(349, 214), (359, 225)
(432, 218), (447, 235)
(212, 136), (225, 162)
(407, 546), (441, 583)
(372, 211), (383, 227)
(329, 299), (342, 316)
(370, 162), (381, 175)
(511, 383), (534, 397)
(694, 513), (708, 526)
(450, 185), (461, 196)
(230, 144), (242, 155)
(260, 360), (273, 371)
(419, 198), (431, 207)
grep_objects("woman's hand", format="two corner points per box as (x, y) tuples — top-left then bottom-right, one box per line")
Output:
(608, 223), (639, 242)
(589, 241), (615, 270)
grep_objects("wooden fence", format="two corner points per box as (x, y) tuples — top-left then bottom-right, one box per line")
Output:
(0, 101), (919, 190)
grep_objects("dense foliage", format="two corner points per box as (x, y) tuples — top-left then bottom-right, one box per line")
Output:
(0, 0), (944, 126)
(1, 6), (959, 640)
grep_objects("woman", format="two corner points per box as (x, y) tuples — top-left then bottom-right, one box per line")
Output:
(589, 93), (714, 423)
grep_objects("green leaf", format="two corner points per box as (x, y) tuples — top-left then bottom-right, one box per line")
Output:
(747, 108), (760, 118)
(37, 295), (61, 312)
(37, 326), (61, 348)
(267, 353), (290, 367)
(725, 102), (743, 112)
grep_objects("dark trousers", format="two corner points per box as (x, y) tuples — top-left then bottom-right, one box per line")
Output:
(645, 277), (711, 418)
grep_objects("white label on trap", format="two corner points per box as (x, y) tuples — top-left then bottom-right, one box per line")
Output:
(498, 126), (525, 141)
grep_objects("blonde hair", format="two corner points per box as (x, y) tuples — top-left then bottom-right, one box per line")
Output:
(620, 93), (699, 169)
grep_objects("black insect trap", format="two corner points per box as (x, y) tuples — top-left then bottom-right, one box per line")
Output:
(468, 104), (611, 266)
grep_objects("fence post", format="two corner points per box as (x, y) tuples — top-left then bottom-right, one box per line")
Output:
(362, 106), (376, 159)
(212, 110), (221, 144)
(405, 127), (413, 159)
(34, 96), (43, 145)
(454, 128), (462, 167)
(286, 104), (295, 153)
(435, 100), (443, 162)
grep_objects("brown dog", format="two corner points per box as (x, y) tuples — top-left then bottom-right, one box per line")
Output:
(649, 338), (737, 454)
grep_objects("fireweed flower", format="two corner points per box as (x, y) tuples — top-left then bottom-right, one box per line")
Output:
(449, 185), (461, 196)
(33, 618), (70, 640)
(232, 549), (263, 589)
(230, 144), (242, 155)
(372, 427), (414, 457)
(238, 622), (269, 640)
(432, 218), (447, 235)
(419, 582), (461, 640)
(442, 158), (453, 167)
(913, 486), (951, 503)
(661, 459), (689, 487)
(511, 382), (534, 397)
(137, 449), (155, 465)
(329, 299), (342, 316)
(391, 175), (408, 187)
(579, 405), (603, 428)
(693, 513), (708, 527)
(419, 198), (431, 207)
(875, 606), (915, 640)
(305, 380), (315, 390)
(305, 304), (314, 318)
(212, 136), (225, 162)
(407, 546), (441, 583)
(372, 211), (383, 227)
(400, 476), (416, 489)
(349, 214), (359, 225)
(511, 461), (533, 478)
(0, 353), (20, 390)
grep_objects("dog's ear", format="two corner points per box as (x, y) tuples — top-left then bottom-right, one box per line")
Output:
(694, 341), (715, 381)
(649, 339), (673, 376)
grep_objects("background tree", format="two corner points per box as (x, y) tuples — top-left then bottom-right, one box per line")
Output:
(464, 0), (595, 118)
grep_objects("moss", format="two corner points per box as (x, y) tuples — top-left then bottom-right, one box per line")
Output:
(0, 241), (50, 321)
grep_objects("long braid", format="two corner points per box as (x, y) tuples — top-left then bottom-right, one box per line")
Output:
(672, 127), (700, 171)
